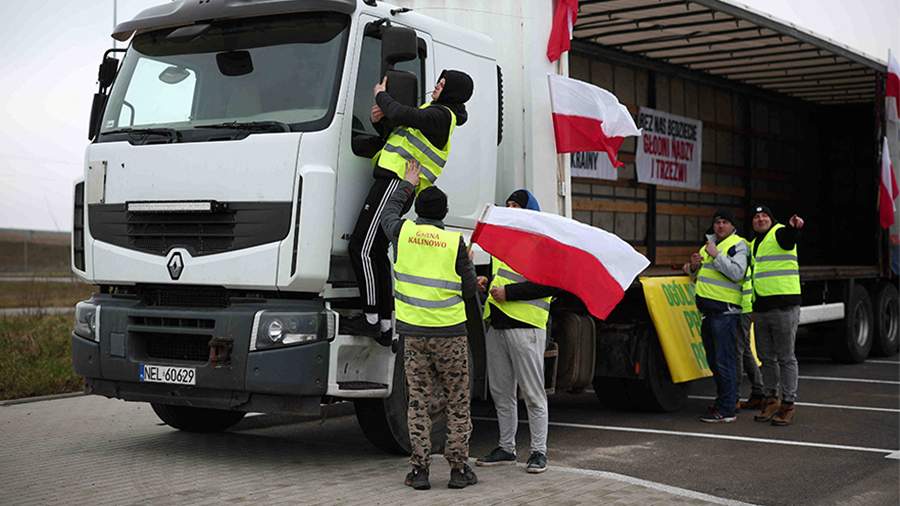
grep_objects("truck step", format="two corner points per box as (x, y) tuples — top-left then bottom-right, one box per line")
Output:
(338, 381), (388, 391)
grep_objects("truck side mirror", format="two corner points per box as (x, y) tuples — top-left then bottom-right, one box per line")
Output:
(385, 69), (417, 108)
(98, 57), (120, 89)
(381, 26), (417, 67)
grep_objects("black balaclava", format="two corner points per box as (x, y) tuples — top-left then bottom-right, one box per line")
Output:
(434, 69), (473, 126)
(415, 186), (449, 221)
(506, 190), (530, 209)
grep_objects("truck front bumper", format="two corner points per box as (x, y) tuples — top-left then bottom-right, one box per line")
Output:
(71, 294), (330, 414)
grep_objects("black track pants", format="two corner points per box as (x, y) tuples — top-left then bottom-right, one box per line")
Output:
(348, 176), (412, 319)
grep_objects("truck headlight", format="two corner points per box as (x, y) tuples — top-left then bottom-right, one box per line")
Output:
(250, 310), (336, 351)
(74, 301), (99, 341)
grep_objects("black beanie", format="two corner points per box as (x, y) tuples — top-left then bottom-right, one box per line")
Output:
(506, 190), (529, 209)
(712, 208), (735, 226)
(415, 187), (448, 220)
(751, 204), (774, 221)
(435, 70), (473, 104)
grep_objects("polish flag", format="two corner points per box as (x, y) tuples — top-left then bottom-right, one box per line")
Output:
(547, 0), (579, 62)
(472, 205), (650, 319)
(548, 74), (641, 168)
(887, 49), (900, 123)
(880, 136), (899, 229)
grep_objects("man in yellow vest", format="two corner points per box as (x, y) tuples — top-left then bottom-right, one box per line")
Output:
(474, 190), (558, 474)
(345, 70), (473, 343)
(380, 160), (478, 490)
(748, 204), (804, 426)
(684, 209), (749, 423)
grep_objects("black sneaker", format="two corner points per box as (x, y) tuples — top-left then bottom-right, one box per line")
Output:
(340, 315), (380, 338)
(526, 452), (547, 474)
(375, 329), (393, 348)
(447, 463), (478, 489)
(699, 408), (737, 423)
(475, 447), (517, 466)
(404, 466), (430, 490)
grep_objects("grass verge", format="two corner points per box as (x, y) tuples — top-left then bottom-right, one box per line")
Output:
(0, 314), (82, 400)
(0, 281), (95, 309)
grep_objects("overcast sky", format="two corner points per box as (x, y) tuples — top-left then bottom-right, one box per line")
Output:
(1, 0), (898, 232)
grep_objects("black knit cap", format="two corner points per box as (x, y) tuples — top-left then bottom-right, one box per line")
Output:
(506, 190), (529, 208)
(751, 204), (774, 221)
(712, 208), (735, 225)
(435, 70), (474, 104)
(415, 186), (448, 220)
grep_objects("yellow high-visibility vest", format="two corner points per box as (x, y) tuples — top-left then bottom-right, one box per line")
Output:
(394, 221), (465, 327)
(695, 232), (746, 305)
(751, 223), (801, 297)
(375, 103), (456, 193)
(483, 259), (552, 329)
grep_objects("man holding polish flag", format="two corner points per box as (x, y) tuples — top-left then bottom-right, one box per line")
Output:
(548, 74), (642, 168)
(471, 204), (650, 320)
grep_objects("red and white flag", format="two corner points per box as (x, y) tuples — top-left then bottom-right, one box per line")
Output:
(880, 136), (899, 229)
(547, 0), (579, 63)
(887, 49), (900, 123)
(548, 74), (641, 168)
(472, 205), (650, 319)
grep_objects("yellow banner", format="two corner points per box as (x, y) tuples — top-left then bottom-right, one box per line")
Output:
(640, 276), (712, 383)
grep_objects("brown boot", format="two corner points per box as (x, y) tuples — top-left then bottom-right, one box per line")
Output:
(739, 395), (765, 411)
(771, 402), (796, 426)
(754, 397), (780, 422)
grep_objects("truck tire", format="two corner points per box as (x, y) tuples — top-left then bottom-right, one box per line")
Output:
(150, 403), (245, 432)
(829, 285), (874, 363)
(624, 325), (687, 412)
(871, 283), (899, 356)
(354, 336), (448, 455)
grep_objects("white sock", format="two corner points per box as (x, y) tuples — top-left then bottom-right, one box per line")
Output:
(365, 313), (378, 325)
(380, 319), (392, 332)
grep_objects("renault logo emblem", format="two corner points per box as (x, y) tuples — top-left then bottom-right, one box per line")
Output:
(167, 252), (184, 280)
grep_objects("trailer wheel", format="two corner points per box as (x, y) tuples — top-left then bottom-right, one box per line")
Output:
(625, 325), (688, 412)
(354, 336), (448, 455)
(872, 283), (899, 356)
(150, 403), (245, 432)
(830, 285), (873, 363)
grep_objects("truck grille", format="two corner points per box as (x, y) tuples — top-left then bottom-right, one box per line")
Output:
(129, 316), (216, 363)
(88, 202), (292, 256)
(141, 333), (212, 362)
(137, 285), (230, 308)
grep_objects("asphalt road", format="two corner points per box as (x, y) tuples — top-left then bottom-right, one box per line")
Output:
(1, 352), (896, 505)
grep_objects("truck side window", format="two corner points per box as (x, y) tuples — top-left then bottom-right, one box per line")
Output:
(350, 26), (425, 156)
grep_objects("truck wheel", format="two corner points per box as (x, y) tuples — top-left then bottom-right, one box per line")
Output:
(872, 283), (899, 356)
(150, 403), (245, 432)
(624, 325), (687, 412)
(829, 285), (873, 363)
(354, 336), (448, 455)
(592, 377), (632, 409)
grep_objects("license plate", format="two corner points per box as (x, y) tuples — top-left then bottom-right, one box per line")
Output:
(140, 363), (196, 385)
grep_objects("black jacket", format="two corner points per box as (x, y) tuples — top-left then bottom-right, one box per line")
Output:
(372, 92), (468, 179)
(751, 224), (802, 311)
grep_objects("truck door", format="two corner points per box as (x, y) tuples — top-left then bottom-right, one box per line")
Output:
(332, 16), (432, 261)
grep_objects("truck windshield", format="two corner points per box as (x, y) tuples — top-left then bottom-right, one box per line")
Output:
(99, 13), (349, 140)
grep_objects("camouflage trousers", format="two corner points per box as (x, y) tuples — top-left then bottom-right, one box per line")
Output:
(404, 335), (472, 469)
